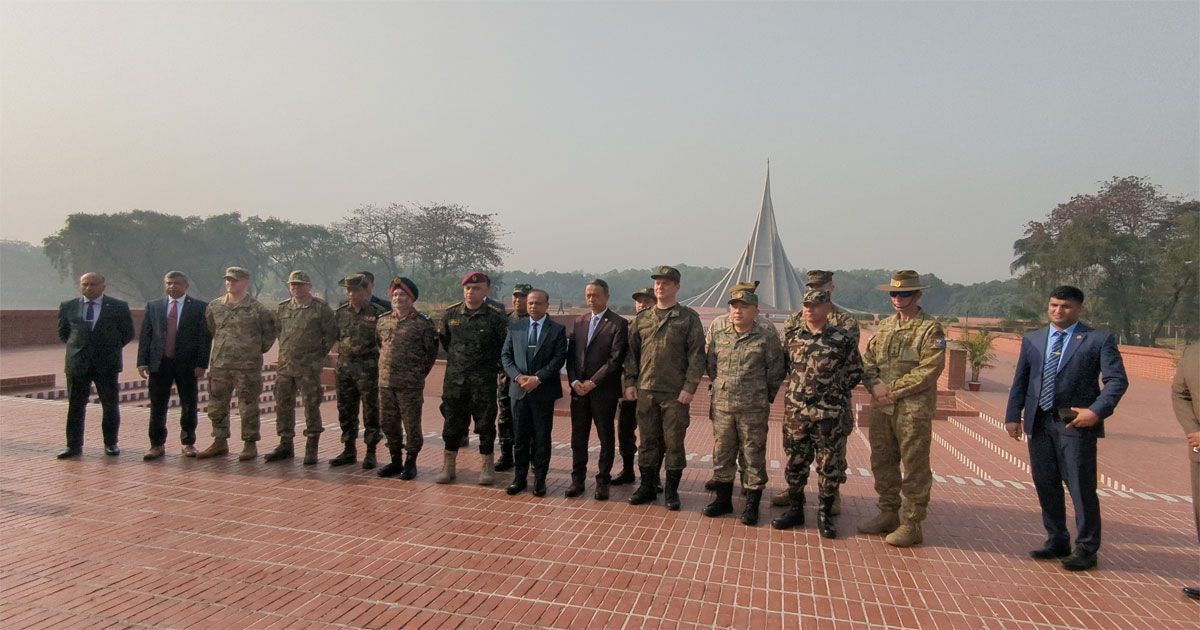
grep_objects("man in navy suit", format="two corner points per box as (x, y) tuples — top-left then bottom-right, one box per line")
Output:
(565, 279), (628, 501)
(137, 271), (212, 460)
(1005, 285), (1128, 571)
(501, 288), (568, 497)
(56, 272), (135, 458)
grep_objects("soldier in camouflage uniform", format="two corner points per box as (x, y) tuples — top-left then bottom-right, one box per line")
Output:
(376, 277), (439, 480)
(495, 283), (531, 472)
(770, 289), (863, 538)
(857, 270), (946, 547)
(264, 271), (338, 465)
(436, 272), (510, 485)
(702, 290), (786, 526)
(613, 288), (659, 488)
(197, 266), (278, 461)
(772, 270), (860, 513)
(329, 274), (390, 469)
(624, 266), (707, 511)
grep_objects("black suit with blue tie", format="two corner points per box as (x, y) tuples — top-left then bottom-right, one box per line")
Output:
(57, 294), (135, 453)
(501, 316), (567, 489)
(1005, 321), (1128, 558)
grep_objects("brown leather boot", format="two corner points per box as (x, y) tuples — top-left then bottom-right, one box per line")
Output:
(237, 441), (257, 461)
(858, 510), (900, 535)
(195, 438), (229, 459)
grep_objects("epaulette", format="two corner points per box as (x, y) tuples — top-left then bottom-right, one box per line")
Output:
(335, 302), (350, 311)
(417, 312), (433, 321)
(312, 296), (327, 304)
(445, 301), (463, 312)
(372, 302), (390, 315)
(278, 299), (292, 306)
(487, 302), (505, 313)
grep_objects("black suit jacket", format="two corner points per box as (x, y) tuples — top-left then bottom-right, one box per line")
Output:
(137, 295), (213, 372)
(566, 310), (628, 400)
(58, 295), (135, 374)
(501, 317), (567, 402)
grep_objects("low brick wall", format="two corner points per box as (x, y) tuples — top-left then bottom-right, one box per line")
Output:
(1, 309), (146, 349)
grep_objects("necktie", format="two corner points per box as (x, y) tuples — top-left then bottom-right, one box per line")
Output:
(527, 321), (540, 364)
(165, 299), (179, 358)
(1039, 331), (1066, 411)
(85, 300), (95, 329)
(587, 314), (601, 345)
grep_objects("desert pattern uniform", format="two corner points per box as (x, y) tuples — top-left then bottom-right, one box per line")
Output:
(205, 293), (277, 443)
(439, 300), (509, 454)
(274, 295), (338, 455)
(378, 310), (439, 470)
(333, 297), (389, 462)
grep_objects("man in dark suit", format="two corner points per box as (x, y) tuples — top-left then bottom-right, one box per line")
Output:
(56, 272), (135, 458)
(565, 279), (628, 500)
(136, 271), (212, 460)
(501, 288), (568, 497)
(1005, 285), (1128, 571)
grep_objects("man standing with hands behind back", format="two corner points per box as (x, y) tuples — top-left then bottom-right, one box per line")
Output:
(1171, 343), (1200, 600)
(1004, 285), (1127, 572)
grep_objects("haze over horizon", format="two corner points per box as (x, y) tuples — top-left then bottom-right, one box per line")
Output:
(2, 2), (1196, 284)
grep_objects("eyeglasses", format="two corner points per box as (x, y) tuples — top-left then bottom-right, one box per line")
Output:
(889, 291), (916, 298)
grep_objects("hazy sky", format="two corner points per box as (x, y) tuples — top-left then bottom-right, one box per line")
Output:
(2, 1), (1196, 284)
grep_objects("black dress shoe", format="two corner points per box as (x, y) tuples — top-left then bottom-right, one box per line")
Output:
(56, 448), (81, 459)
(1029, 544), (1072, 560)
(1182, 586), (1199, 601)
(506, 479), (527, 495)
(533, 478), (547, 497)
(104, 445), (121, 456)
(1061, 550), (1097, 571)
(565, 480), (584, 498)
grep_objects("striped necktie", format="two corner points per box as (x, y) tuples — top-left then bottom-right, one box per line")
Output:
(1039, 331), (1066, 411)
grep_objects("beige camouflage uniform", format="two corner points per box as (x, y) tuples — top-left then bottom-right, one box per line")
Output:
(205, 295), (277, 441)
(274, 297), (337, 439)
(378, 311), (439, 459)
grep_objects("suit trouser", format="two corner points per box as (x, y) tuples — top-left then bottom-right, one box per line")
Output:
(513, 396), (556, 480)
(147, 357), (199, 446)
(497, 373), (514, 449)
(616, 399), (638, 466)
(1028, 408), (1101, 554)
(569, 392), (619, 482)
(65, 368), (120, 449)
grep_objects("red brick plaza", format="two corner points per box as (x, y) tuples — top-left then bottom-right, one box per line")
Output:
(1, 335), (1198, 629)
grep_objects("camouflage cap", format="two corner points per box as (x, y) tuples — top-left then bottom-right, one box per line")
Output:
(650, 265), (681, 283)
(730, 280), (760, 294)
(223, 266), (249, 280)
(875, 269), (930, 292)
(461, 271), (491, 286)
(287, 270), (311, 285)
(806, 270), (834, 287)
(511, 283), (533, 296)
(631, 287), (655, 301)
(339, 274), (368, 290)
(729, 289), (759, 306)
(803, 289), (831, 305)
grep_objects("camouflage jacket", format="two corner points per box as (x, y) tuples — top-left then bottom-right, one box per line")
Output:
(623, 303), (706, 395)
(276, 297), (337, 373)
(205, 294), (277, 370)
(862, 309), (946, 418)
(335, 300), (389, 366)
(706, 319), (786, 412)
(378, 311), (439, 389)
(829, 305), (861, 346)
(783, 316), (863, 419)
(708, 313), (778, 337)
(438, 301), (508, 381)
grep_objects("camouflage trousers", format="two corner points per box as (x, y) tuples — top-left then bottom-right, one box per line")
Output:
(441, 373), (498, 455)
(636, 389), (691, 471)
(335, 360), (380, 447)
(207, 367), (263, 441)
(869, 407), (933, 523)
(711, 409), (769, 491)
(783, 408), (852, 502)
(274, 364), (325, 440)
(496, 373), (513, 449)
(380, 386), (424, 458)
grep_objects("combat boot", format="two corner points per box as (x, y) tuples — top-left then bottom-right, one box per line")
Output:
(702, 481), (734, 518)
(303, 436), (319, 465)
(817, 496), (837, 539)
(885, 522), (923, 547)
(831, 491), (842, 516)
(237, 441), (257, 461)
(741, 489), (762, 526)
(361, 443), (377, 470)
(628, 466), (658, 505)
(329, 443), (357, 467)
(857, 510), (900, 535)
(664, 470), (683, 511)
(770, 488), (791, 507)
(704, 477), (718, 491)
(435, 450), (457, 484)
(479, 452), (496, 485)
(264, 439), (293, 462)
(195, 438), (228, 460)
(494, 445), (514, 472)
(377, 453), (404, 478)
(771, 492), (806, 530)
(399, 452), (419, 480)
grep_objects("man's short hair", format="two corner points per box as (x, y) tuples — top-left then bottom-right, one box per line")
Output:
(1049, 285), (1085, 304)
(527, 288), (550, 302)
(586, 279), (610, 294)
(164, 271), (189, 283)
(357, 271), (375, 283)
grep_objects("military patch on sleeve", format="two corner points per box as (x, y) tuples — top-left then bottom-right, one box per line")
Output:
(936, 338), (947, 348)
